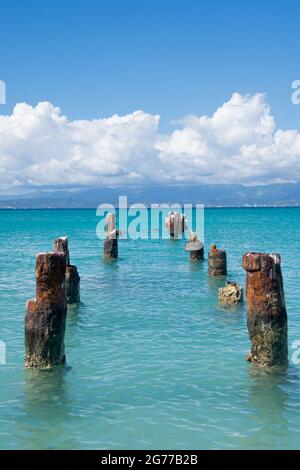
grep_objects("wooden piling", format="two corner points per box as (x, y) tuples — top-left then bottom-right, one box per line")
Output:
(53, 237), (80, 304)
(185, 232), (204, 260)
(208, 244), (227, 276)
(242, 252), (288, 367)
(104, 213), (118, 259)
(25, 252), (67, 368)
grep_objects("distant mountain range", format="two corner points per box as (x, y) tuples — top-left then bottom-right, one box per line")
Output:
(1, 183), (300, 208)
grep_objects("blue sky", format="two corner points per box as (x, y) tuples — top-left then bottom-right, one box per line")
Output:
(1, 0), (300, 193)
(0, 0), (299, 128)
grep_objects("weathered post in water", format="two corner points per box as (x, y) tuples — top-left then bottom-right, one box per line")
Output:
(53, 237), (80, 304)
(104, 213), (118, 259)
(208, 244), (227, 276)
(25, 252), (67, 368)
(53, 237), (70, 265)
(165, 212), (186, 239)
(185, 231), (204, 260)
(242, 252), (288, 367)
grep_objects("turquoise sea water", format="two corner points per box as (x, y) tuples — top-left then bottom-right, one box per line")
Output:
(0, 207), (300, 450)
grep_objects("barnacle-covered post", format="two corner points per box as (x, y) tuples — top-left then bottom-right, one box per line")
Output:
(53, 237), (80, 304)
(25, 252), (67, 368)
(242, 252), (288, 367)
(208, 244), (227, 276)
(104, 213), (118, 259)
(218, 281), (243, 306)
(185, 231), (204, 260)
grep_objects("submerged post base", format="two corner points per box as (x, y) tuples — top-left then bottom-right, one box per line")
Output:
(104, 238), (118, 259)
(25, 300), (67, 368)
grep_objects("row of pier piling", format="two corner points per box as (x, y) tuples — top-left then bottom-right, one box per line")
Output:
(24, 212), (288, 370)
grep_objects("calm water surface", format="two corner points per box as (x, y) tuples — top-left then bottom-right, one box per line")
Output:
(0, 208), (299, 449)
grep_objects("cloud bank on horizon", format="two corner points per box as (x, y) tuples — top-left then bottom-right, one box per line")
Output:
(1, 92), (300, 193)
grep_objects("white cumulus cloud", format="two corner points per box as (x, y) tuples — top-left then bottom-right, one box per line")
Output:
(0, 92), (300, 193)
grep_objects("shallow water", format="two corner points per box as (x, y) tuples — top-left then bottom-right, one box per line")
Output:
(0, 207), (299, 449)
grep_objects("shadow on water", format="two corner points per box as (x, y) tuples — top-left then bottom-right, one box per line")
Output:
(217, 303), (244, 315)
(189, 259), (205, 273)
(102, 257), (120, 267)
(216, 303), (244, 328)
(65, 304), (83, 348)
(208, 275), (227, 293)
(66, 302), (82, 329)
(242, 365), (291, 449)
(19, 366), (80, 449)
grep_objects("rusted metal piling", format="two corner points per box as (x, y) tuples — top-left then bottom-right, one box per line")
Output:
(53, 237), (80, 304)
(208, 244), (227, 276)
(104, 213), (118, 259)
(185, 231), (204, 260)
(165, 212), (186, 239)
(25, 252), (67, 368)
(242, 252), (288, 367)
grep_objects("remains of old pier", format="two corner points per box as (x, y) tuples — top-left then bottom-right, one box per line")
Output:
(165, 212), (186, 239)
(25, 252), (67, 368)
(208, 244), (227, 276)
(218, 281), (243, 306)
(242, 252), (288, 367)
(104, 213), (119, 259)
(53, 237), (80, 304)
(185, 231), (204, 260)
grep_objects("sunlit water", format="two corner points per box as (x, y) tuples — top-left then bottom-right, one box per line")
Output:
(0, 208), (300, 450)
